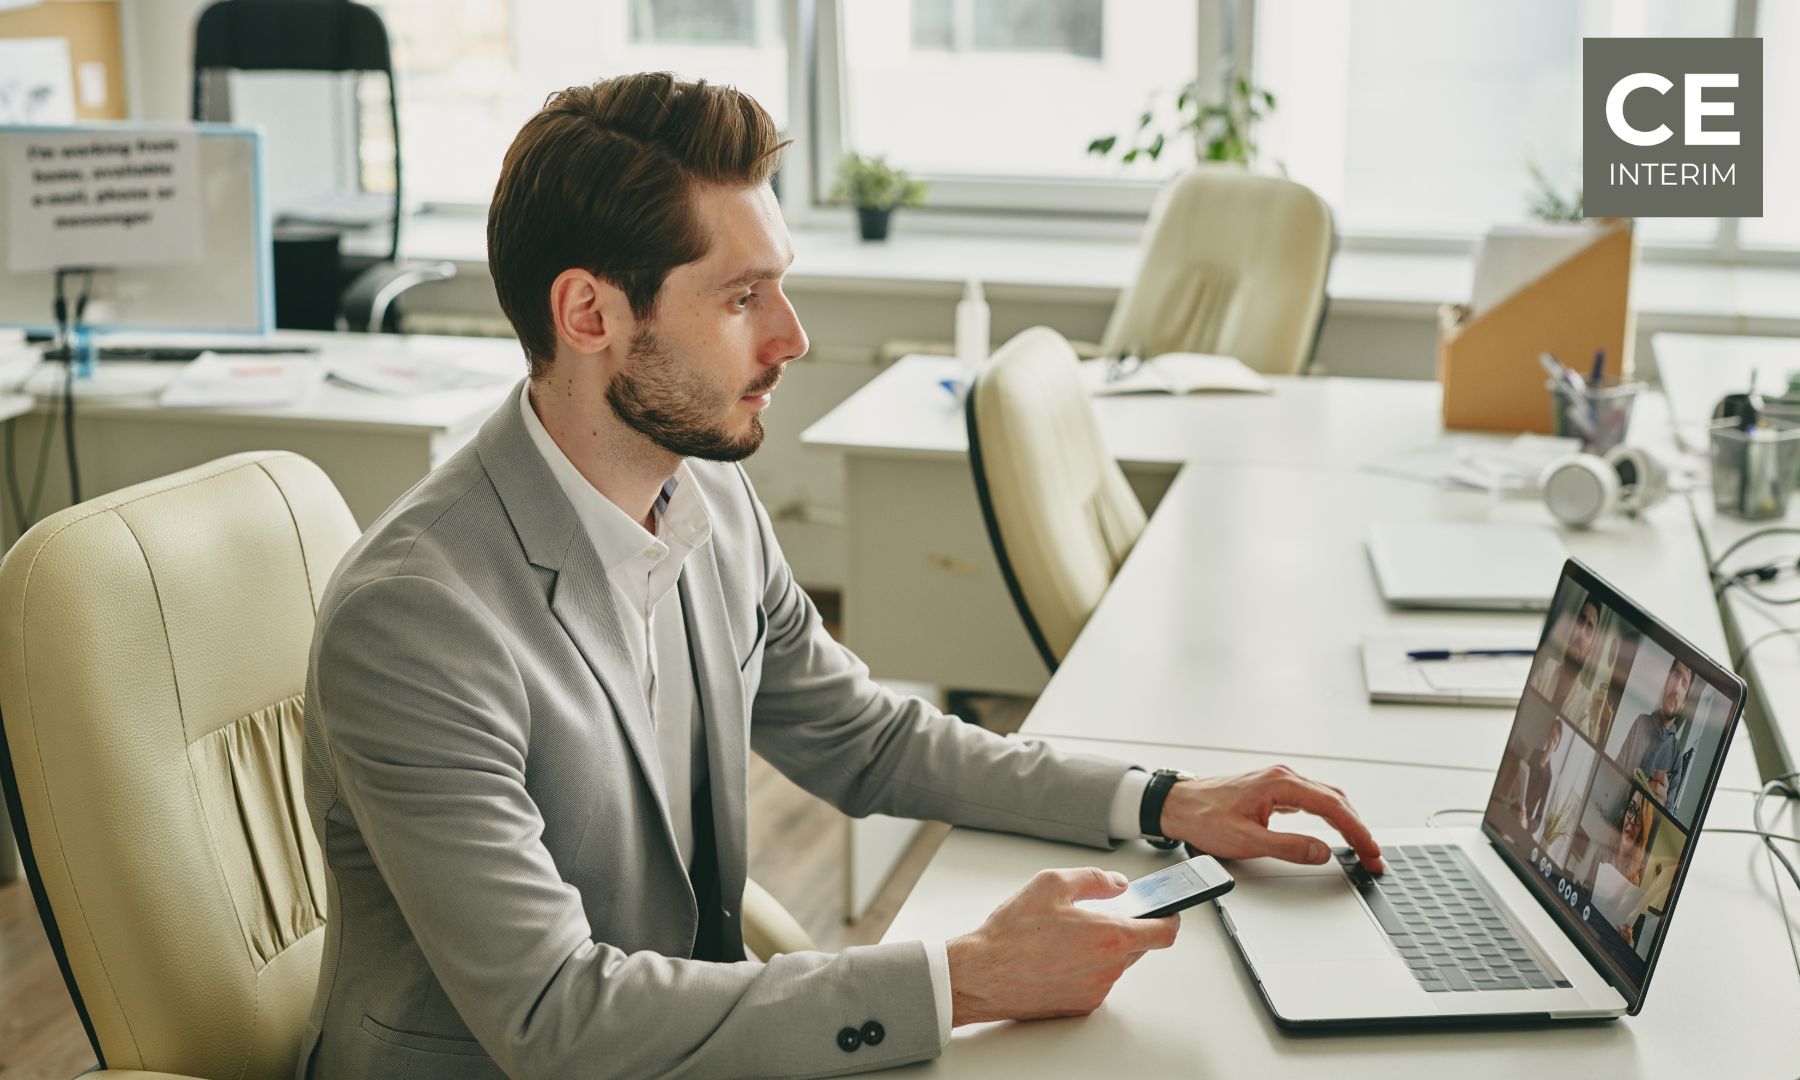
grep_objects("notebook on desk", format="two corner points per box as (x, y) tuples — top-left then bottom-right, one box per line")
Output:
(1368, 522), (1568, 610)
(1078, 352), (1272, 396)
(1361, 631), (1538, 706)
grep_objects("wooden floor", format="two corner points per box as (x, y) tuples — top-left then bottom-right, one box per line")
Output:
(0, 695), (1031, 1076)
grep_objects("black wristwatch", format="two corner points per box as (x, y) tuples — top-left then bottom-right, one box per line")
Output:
(1139, 768), (1194, 849)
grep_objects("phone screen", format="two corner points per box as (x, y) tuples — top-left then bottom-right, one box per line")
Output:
(1076, 856), (1234, 918)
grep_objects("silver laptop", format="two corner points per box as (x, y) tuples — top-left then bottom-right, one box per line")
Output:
(1368, 522), (1568, 610)
(1219, 559), (1745, 1025)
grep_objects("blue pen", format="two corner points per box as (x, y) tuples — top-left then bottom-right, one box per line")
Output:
(1589, 348), (1605, 386)
(1407, 648), (1535, 661)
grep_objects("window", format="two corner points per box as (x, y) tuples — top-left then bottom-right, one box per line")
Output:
(1253, 0), (1734, 245)
(358, 0), (1792, 259)
(1741, 2), (1799, 251)
(369, 0), (787, 208)
(830, 0), (1198, 205)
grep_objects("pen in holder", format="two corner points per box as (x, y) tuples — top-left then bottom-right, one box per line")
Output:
(1547, 379), (1641, 454)
(1710, 417), (1800, 520)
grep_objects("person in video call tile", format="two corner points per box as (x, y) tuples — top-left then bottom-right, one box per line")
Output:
(1517, 722), (1563, 836)
(1616, 661), (1695, 805)
(1606, 789), (1652, 887)
(1528, 599), (1599, 718)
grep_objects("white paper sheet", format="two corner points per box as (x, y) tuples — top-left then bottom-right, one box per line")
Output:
(159, 352), (325, 408)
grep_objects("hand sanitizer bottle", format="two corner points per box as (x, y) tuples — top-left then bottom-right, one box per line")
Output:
(955, 279), (989, 374)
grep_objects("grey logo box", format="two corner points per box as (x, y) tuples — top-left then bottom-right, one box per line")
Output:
(1583, 37), (1761, 217)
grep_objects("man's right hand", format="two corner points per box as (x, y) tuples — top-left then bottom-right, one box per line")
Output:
(945, 867), (1180, 1026)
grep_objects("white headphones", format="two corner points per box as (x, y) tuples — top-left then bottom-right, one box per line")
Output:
(1540, 446), (1670, 528)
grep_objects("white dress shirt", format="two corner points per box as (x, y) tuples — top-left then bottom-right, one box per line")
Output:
(519, 384), (1153, 1046)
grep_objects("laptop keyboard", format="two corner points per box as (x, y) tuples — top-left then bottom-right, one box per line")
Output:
(1335, 844), (1569, 993)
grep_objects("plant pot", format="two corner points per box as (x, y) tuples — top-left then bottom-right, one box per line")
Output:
(857, 206), (893, 242)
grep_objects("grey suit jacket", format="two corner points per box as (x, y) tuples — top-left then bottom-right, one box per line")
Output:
(297, 384), (1135, 1078)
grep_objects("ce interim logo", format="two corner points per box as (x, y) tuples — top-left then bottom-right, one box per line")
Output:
(1583, 37), (1762, 217)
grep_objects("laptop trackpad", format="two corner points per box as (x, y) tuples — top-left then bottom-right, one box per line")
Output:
(1224, 870), (1392, 964)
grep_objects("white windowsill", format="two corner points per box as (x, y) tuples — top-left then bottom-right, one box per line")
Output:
(369, 210), (1800, 331)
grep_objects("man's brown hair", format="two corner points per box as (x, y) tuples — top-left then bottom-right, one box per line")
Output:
(487, 72), (787, 378)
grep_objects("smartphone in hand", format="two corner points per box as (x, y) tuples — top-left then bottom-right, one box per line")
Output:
(1075, 855), (1236, 919)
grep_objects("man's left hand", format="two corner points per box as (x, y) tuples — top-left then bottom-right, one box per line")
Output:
(1159, 765), (1385, 873)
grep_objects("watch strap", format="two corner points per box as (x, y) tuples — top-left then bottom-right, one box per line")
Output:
(1139, 768), (1188, 847)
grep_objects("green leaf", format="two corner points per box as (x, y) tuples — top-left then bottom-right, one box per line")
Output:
(1087, 135), (1117, 155)
(1122, 149), (1140, 164)
(1137, 110), (1154, 131)
(1148, 133), (1164, 159)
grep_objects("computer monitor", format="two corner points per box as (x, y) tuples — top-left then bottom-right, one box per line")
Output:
(0, 122), (272, 337)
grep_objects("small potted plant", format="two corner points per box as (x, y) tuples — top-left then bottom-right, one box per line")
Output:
(831, 152), (927, 241)
(1088, 70), (1278, 169)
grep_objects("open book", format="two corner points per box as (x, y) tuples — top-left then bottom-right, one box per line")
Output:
(1078, 352), (1272, 396)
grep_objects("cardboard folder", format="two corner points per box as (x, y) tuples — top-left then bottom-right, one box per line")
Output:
(1438, 219), (1637, 433)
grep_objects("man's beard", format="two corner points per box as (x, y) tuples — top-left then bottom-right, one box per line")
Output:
(606, 325), (778, 462)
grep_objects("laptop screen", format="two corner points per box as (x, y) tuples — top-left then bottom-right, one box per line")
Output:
(1482, 560), (1744, 1009)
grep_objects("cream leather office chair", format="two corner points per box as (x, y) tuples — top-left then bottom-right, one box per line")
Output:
(1101, 166), (1334, 375)
(966, 326), (1147, 671)
(0, 452), (813, 1080)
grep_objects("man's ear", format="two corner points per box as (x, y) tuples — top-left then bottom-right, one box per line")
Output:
(549, 268), (627, 356)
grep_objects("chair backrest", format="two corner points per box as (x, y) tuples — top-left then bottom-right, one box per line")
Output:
(1102, 166), (1335, 375)
(0, 452), (360, 1078)
(967, 326), (1147, 670)
(192, 0), (403, 265)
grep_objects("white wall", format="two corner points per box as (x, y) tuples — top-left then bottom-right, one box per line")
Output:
(121, 0), (212, 121)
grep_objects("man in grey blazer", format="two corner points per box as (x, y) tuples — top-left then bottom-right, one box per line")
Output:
(298, 73), (1383, 1078)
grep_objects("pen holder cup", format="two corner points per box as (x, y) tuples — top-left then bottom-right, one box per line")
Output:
(1710, 418), (1800, 520)
(1547, 380), (1642, 454)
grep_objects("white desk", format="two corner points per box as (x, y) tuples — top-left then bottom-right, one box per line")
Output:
(1018, 459), (1759, 792)
(883, 736), (1800, 1077)
(801, 356), (1449, 696)
(1655, 331), (1800, 784)
(0, 332), (519, 542)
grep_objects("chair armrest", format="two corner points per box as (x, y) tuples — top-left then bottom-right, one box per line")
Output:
(81, 1071), (208, 1079)
(742, 877), (816, 959)
(340, 260), (457, 333)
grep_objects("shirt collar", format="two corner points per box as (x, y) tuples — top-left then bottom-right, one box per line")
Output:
(518, 382), (712, 573)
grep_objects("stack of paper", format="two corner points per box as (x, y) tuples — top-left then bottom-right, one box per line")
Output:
(1469, 223), (1605, 317)
(327, 356), (512, 396)
(1079, 352), (1272, 397)
(159, 351), (325, 408)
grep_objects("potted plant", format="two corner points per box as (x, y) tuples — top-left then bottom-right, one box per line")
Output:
(830, 152), (927, 241)
(1088, 70), (1278, 169)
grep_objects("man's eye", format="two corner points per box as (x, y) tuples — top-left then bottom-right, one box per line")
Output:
(734, 292), (756, 309)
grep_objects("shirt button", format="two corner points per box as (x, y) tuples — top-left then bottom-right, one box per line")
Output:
(643, 547), (661, 560)
(860, 1020), (885, 1046)
(835, 1026), (862, 1052)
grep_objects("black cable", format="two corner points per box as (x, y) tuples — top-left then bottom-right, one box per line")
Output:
(61, 349), (76, 506)
(1751, 779), (1800, 982)
(47, 268), (92, 510)
(1733, 625), (1800, 671)
(1709, 527), (1800, 604)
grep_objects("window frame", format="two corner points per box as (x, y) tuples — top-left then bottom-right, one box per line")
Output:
(392, 0), (1793, 265)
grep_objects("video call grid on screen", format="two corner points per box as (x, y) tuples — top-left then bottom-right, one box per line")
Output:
(1482, 561), (1742, 1004)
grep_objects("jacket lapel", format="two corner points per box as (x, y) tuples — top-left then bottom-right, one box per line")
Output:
(677, 548), (748, 916)
(476, 384), (683, 867)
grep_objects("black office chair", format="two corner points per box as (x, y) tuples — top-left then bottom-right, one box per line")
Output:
(192, 0), (453, 332)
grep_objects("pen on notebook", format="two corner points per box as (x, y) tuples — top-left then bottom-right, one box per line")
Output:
(1406, 648), (1536, 661)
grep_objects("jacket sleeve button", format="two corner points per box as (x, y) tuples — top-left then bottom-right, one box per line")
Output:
(860, 1020), (885, 1046)
(836, 1026), (862, 1052)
